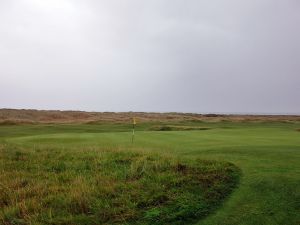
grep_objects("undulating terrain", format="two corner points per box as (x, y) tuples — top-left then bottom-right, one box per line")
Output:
(0, 109), (299, 224)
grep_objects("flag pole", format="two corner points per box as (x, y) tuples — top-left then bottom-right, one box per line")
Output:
(131, 117), (136, 144)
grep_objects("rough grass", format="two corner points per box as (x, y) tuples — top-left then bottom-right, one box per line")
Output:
(149, 125), (212, 131)
(1, 109), (299, 124)
(0, 144), (239, 225)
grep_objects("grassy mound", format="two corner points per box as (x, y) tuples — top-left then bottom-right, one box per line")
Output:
(0, 144), (240, 225)
(0, 120), (20, 126)
(149, 125), (212, 131)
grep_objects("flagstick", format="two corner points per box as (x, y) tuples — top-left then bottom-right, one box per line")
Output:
(132, 122), (135, 144)
(131, 117), (136, 144)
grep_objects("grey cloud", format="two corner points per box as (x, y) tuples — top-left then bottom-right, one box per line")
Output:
(0, 0), (299, 113)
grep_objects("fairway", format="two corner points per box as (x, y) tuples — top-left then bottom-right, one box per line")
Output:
(1, 121), (300, 224)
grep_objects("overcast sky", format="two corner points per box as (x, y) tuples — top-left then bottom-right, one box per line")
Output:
(0, 0), (299, 114)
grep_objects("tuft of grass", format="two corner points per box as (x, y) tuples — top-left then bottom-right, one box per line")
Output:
(0, 144), (239, 225)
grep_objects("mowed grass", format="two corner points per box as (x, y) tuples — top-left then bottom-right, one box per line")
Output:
(0, 120), (300, 224)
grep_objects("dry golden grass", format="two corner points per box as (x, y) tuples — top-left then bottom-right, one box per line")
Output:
(0, 109), (299, 125)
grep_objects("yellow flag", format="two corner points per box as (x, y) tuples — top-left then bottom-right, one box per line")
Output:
(133, 117), (136, 125)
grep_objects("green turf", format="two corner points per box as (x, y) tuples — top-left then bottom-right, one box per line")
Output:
(0, 121), (299, 224)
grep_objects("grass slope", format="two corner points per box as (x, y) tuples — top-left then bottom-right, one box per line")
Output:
(0, 120), (300, 224)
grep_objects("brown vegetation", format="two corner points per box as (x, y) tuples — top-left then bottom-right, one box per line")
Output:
(0, 108), (299, 124)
